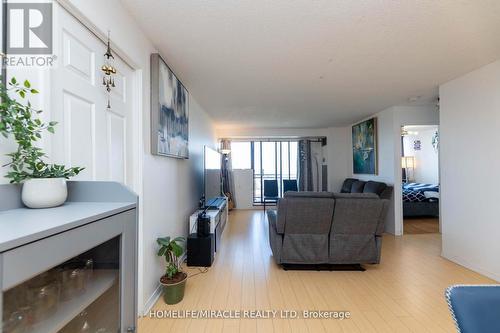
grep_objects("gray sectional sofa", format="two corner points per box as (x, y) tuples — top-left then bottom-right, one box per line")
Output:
(267, 179), (392, 267)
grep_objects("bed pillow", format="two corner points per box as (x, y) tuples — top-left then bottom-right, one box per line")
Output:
(424, 191), (440, 199)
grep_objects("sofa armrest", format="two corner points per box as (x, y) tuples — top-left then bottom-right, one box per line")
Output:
(375, 200), (390, 235)
(267, 209), (283, 234)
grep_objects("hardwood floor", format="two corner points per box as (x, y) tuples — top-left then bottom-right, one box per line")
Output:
(404, 218), (440, 234)
(139, 210), (495, 332)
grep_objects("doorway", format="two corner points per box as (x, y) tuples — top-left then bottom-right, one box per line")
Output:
(401, 125), (440, 234)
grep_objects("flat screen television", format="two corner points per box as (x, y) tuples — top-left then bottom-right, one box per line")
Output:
(204, 146), (222, 205)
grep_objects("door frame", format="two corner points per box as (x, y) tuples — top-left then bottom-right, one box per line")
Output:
(397, 124), (441, 235)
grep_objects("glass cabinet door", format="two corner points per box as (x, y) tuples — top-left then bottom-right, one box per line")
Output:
(2, 236), (121, 333)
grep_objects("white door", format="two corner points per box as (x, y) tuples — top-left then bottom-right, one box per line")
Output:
(50, 4), (134, 187)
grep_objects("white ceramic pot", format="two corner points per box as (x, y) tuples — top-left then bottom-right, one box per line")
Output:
(22, 178), (68, 209)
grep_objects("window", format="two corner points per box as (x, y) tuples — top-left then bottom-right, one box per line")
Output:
(231, 142), (251, 169)
(229, 140), (298, 204)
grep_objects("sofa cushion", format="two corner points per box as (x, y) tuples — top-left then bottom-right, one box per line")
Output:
(363, 181), (387, 196)
(379, 186), (393, 200)
(283, 197), (335, 234)
(351, 180), (366, 193)
(340, 178), (358, 193)
(284, 191), (335, 198)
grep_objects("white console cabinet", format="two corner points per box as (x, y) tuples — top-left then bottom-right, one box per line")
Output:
(0, 181), (138, 333)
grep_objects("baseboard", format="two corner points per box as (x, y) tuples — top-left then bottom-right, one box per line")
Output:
(142, 252), (188, 316)
(442, 251), (500, 282)
(143, 283), (162, 316)
(233, 207), (265, 211)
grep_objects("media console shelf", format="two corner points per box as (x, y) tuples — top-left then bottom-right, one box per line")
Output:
(187, 197), (228, 267)
(189, 197), (228, 252)
(0, 181), (138, 333)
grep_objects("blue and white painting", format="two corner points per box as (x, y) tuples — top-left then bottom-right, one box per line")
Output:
(352, 118), (377, 174)
(156, 56), (189, 158)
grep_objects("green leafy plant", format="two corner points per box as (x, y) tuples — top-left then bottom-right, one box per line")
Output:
(0, 77), (84, 183)
(156, 236), (185, 279)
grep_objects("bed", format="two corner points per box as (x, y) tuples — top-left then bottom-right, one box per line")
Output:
(402, 183), (439, 217)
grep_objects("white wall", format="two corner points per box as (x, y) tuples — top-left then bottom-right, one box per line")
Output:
(326, 127), (351, 192)
(440, 59), (500, 281)
(403, 126), (439, 184)
(232, 169), (254, 209)
(0, 134), (18, 183)
(0, 70), (52, 183)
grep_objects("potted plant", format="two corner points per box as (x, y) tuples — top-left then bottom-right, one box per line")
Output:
(0, 77), (84, 208)
(156, 236), (187, 304)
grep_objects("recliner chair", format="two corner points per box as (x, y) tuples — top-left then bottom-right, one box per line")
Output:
(267, 190), (390, 266)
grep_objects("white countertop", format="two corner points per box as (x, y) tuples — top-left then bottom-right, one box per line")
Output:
(0, 201), (135, 252)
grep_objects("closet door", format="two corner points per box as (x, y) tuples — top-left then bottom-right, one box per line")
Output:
(50, 4), (134, 187)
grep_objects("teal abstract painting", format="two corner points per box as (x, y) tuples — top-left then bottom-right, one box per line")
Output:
(352, 118), (377, 174)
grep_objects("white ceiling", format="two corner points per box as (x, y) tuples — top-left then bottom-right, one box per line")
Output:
(121, 0), (500, 128)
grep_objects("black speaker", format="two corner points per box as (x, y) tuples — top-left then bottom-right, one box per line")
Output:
(187, 233), (214, 267)
(197, 212), (211, 237)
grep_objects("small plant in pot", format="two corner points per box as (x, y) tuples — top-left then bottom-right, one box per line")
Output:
(0, 77), (84, 208)
(157, 236), (187, 305)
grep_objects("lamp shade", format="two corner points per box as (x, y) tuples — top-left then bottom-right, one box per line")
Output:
(402, 156), (415, 169)
(220, 139), (231, 154)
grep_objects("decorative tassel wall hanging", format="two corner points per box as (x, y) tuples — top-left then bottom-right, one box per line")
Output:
(101, 31), (116, 109)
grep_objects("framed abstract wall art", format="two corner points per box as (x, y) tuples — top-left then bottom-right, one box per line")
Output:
(151, 53), (189, 159)
(352, 117), (378, 174)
